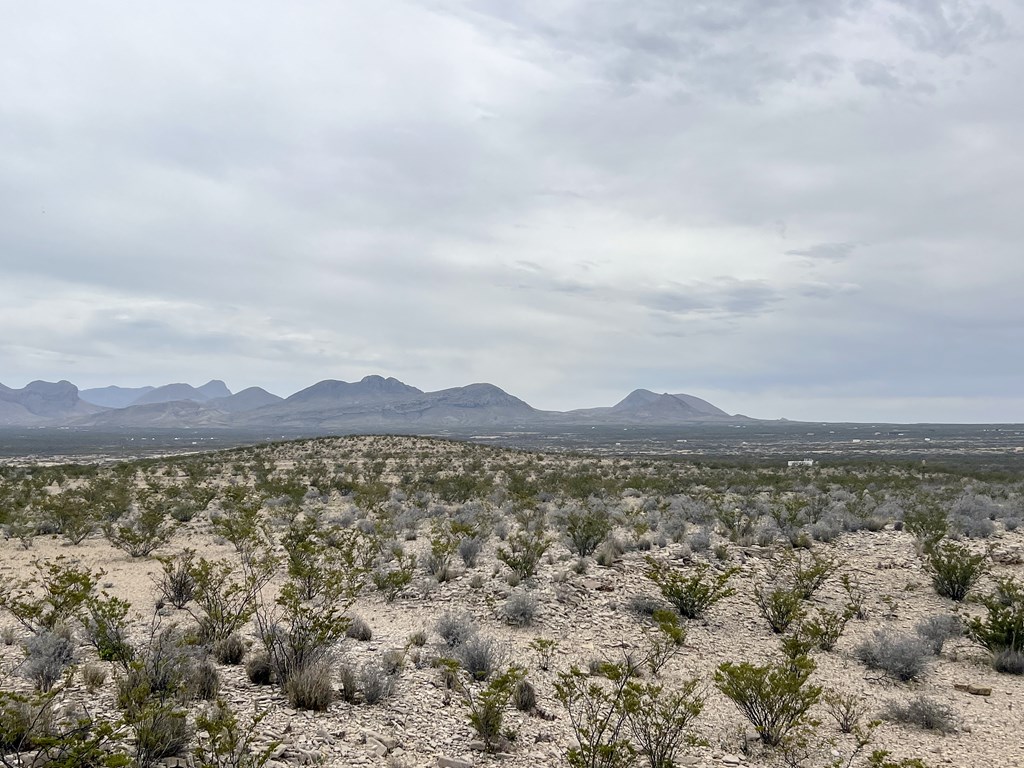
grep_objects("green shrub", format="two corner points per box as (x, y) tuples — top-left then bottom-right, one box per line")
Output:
(156, 550), (197, 608)
(622, 678), (704, 768)
(754, 585), (805, 634)
(645, 558), (737, 620)
(822, 688), (869, 734)
(497, 508), (551, 580)
(564, 507), (613, 558)
(450, 662), (526, 753)
(0, 557), (99, 634)
(554, 664), (635, 768)
(371, 549), (416, 602)
(185, 552), (276, 643)
(803, 607), (852, 652)
(964, 577), (1024, 664)
(104, 494), (176, 558)
(925, 540), (986, 601)
(902, 504), (948, 552)
(82, 592), (135, 667)
(714, 655), (821, 747)
(193, 700), (278, 768)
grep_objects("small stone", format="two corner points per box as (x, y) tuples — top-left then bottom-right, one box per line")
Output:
(437, 758), (473, 768)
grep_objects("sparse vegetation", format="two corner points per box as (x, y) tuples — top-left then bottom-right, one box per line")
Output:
(0, 433), (1019, 767)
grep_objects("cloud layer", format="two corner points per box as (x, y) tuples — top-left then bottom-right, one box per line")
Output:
(1, 0), (1022, 422)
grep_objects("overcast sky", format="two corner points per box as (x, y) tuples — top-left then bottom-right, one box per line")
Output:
(2, 1), (1022, 422)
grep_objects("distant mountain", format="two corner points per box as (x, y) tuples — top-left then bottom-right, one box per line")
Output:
(132, 380), (232, 406)
(0, 380), (103, 425)
(80, 385), (155, 408)
(208, 387), (283, 414)
(237, 378), (534, 429)
(1, 375), (747, 430)
(78, 400), (232, 428)
(565, 389), (738, 424)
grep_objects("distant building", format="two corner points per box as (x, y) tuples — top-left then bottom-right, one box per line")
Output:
(787, 459), (815, 467)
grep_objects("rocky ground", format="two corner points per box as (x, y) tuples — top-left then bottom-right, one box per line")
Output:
(1, 435), (1022, 768)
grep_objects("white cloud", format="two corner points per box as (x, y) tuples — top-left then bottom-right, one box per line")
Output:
(1, 0), (1022, 421)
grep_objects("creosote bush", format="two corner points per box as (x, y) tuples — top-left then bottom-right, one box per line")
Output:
(714, 655), (821, 747)
(925, 540), (986, 602)
(964, 577), (1024, 673)
(645, 557), (737, 620)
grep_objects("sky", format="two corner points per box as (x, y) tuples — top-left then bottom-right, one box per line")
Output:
(1, 1), (1023, 423)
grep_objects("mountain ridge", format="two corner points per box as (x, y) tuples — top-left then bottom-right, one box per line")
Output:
(0, 377), (746, 430)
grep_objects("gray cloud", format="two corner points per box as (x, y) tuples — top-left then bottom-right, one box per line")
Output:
(1, 0), (1023, 421)
(786, 242), (859, 260)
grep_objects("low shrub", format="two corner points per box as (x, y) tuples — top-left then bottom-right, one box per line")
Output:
(193, 658), (221, 700)
(513, 678), (537, 711)
(992, 649), (1024, 675)
(882, 695), (957, 733)
(346, 616), (373, 642)
(458, 634), (501, 682)
(133, 704), (193, 765)
(338, 662), (359, 703)
(22, 629), (75, 692)
(408, 629), (428, 647)
(856, 629), (931, 682)
(360, 662), (396, 705)
(245, 652), (273, 685)
(436, 612), (477, 648)
(914, 614), (961, 656)
(459, 536), (484, 567)
(502, 592), (538, 627)
(82, 662), (108, 692)
(213, 633), (246, 665)
(283, 662), (334, 711)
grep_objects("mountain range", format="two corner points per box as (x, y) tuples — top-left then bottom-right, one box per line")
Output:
(0, 375), (749, 430)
